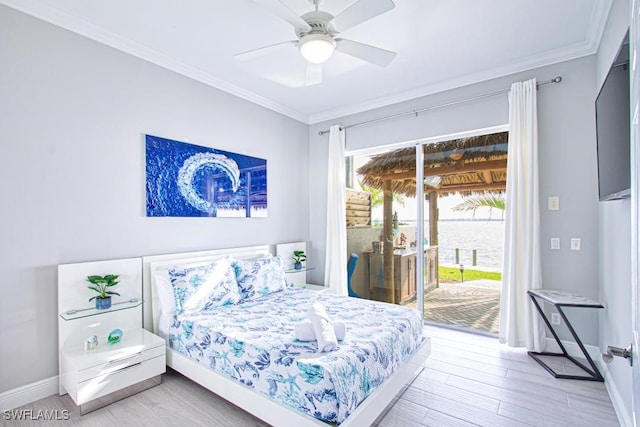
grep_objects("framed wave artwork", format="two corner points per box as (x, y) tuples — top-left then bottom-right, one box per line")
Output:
(145, 135), (267, 217)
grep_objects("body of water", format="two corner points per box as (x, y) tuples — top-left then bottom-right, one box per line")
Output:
(395, 220), (504, 270)
(371, 219), (505, 270)
(435, 220), (504, 270)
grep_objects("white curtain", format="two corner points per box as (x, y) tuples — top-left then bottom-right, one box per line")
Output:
(499, 78), (544, 351)
(324, 125), (348, 295)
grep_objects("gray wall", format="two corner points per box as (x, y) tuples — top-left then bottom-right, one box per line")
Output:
(308, 2), (634, 421)
(596, 0), (633, 422)
(309, 55), (601, 345)
(1, 2), (634, 421)
(0, 6), (309, 394)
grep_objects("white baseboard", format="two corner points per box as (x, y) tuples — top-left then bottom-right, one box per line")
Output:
(600, 362), (633, 427)
(0, 376), (59, 411)
(544, 337), (630, 427)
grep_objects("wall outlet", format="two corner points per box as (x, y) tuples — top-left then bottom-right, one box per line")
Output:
(550, 238), (560, 250)
(548, 196), (560, 211)
(551, 313), (561, 325)
(570, 238), (581, 251)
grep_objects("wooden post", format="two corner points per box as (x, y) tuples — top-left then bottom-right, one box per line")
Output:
(429, 191), (439, 287)
(429, 191), (438, 245)
(383, 181), (395, 303)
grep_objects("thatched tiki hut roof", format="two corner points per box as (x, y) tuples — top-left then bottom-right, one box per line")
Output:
(357, 131), (508, 197)
(355, 131), (508, 303)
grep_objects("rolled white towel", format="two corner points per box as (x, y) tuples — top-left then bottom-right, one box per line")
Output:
(294, 320), (346, 342)
(308, 302), (338, 352)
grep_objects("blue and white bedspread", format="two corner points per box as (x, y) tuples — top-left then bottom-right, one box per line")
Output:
(169, 288), (425, 423)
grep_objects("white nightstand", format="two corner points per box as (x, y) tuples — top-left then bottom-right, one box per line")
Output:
(58, 258), (166, 414)
(277, 241), (316, 287)
(59, 328), (165, 414)
(298, 283), (331, 293)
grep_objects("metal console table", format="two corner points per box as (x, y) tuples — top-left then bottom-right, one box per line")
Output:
(527, 289), (604, 382)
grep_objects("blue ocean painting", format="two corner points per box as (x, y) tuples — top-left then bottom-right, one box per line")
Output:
(145, 135), (267, 217)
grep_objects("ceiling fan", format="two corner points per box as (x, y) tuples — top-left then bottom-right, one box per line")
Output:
(236, 0), (397, 85)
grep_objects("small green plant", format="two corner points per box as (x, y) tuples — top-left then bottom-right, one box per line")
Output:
(292, 250), (307, 264)
(87, 274), (121, 302)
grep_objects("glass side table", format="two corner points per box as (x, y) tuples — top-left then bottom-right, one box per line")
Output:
(527, 289), (604, 382)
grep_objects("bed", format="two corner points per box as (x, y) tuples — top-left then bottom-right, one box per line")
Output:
(142, 245), (431, 426)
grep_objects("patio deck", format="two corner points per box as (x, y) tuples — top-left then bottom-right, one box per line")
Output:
(407, 279), (501, 334)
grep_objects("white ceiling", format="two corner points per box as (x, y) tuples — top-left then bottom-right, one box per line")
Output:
(2, 0), (611, 124)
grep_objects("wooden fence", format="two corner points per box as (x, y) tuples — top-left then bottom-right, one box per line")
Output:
(346, 189), (371, 228)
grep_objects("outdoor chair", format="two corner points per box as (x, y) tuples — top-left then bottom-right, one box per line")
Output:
(347, 253), (360, 298)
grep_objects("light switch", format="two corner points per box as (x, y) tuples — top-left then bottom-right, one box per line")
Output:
(548, 196), (560, 211)
(551, 238), (560, 250)
(571, 238), (581, 251)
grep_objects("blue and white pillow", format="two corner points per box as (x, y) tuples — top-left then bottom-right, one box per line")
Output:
(169, 258), (240, 315)
(232, 255), (287, 301)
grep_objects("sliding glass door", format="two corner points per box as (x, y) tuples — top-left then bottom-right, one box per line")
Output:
(346, 130), (506, 336)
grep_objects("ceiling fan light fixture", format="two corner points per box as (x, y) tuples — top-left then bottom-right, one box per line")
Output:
(299, 34), (336, 64)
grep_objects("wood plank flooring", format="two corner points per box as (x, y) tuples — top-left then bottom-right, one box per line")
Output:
(375, 325), (619, 426)
(6, 325), (620, 426)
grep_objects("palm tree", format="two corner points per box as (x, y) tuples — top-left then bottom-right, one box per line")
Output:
(358, 180), (405, 208)
(452, 193), (505, 219)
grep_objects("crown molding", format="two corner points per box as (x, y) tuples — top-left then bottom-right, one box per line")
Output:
(586, 0), (614, 52)
(308, 38), (599, 124)
(0, 0), (310, 124)
(2, 0), (612, 127)
(308, 0), (611, 124)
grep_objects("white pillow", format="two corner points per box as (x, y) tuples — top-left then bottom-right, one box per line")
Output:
(151, 260), (214, 317)
(169, 258), (241, 315)
(150, 252), (271, 315)
(232, 255), (287, 301)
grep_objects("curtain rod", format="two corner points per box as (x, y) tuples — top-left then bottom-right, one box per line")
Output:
(317, 76), (562, 136)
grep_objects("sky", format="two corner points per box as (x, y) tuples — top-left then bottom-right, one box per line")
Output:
(371, 194), (502, 222)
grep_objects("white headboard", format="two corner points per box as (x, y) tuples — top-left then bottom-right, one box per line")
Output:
(141, 245), (271, 333)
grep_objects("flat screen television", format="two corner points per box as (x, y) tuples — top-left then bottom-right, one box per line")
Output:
(595, 33), (631, 201)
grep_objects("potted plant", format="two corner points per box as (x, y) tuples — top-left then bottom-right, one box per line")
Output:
(87, 274), (120, 309)
(292, 250), (307, 270)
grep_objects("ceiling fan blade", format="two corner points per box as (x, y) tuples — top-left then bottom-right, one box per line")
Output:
(235, 40), (297, 61)
(305, 63), (323, 86)
(335, 38), (396, 67)
(251, 0), (311, 32)
(329, 0), (395, 32)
